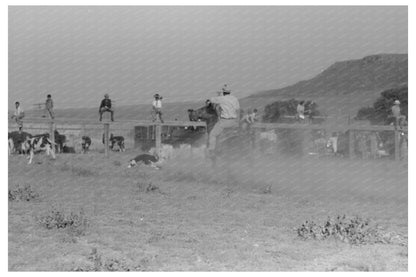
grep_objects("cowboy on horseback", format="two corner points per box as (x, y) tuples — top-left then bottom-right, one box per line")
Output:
(207, 85), (240, 157)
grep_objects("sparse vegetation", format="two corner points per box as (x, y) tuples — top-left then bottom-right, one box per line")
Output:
(136, 180), (162, 193)
(9, 184), (39, 202)
(71, 167), (96, 177)
(297, 215), (407, 246)
(73, 248), (136, 271)
(38, 207), (88, 236)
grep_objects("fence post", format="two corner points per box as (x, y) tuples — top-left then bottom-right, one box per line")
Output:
(104, 123), (110, 158)
(349, 129), (355, 159)
(395, 129), (400, 161)
(155, 124), (162, 156)
(49, 120), (55, 146)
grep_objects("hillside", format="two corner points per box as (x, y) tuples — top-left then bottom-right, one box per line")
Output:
(240, 54), (408, 118)
(13, 54), (407, 123)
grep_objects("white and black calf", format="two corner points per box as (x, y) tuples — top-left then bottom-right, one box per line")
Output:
(22, 134), (56, 164)
(127, 154), (160, 169)
(81, 136), (92, 153)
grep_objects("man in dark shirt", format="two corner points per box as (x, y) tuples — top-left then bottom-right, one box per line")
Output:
(99, 93), (114, 121)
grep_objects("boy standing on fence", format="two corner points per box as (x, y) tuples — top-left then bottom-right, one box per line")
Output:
(11, 101), (25, 130)
(391, 100), (405, 130)
(45, 94), (55, 119)
(152, 93), (164, 123)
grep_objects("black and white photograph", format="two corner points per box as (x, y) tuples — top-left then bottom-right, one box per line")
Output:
(6, 3), (410, 272)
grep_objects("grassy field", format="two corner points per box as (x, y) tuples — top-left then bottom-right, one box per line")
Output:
(8, 151), (408, 271)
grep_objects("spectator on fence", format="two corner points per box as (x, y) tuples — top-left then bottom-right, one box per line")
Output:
(99, 93), (114, 121)
(152, 93), (164, 123)
(45, 94), (55, 119)
(241, 108), (258, 131)
(11, 101), (25, 130)
(391, 100), (406, 130)
(296, 101), (305, 122)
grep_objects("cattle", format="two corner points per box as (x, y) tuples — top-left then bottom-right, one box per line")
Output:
(103, 133), (125, 152)
(81, 136), (92, 153)
(127, 153), (160, 169)
(62, 145), (76, 153)
(22, 134), (56, 164)
(187, 100), (220, 133)
(54, 130), (66, 153)
(8, 131), (32, 154)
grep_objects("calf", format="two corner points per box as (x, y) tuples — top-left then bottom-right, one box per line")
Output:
(81, 136), (92, 153)
(22, 134), (56, 164)
(62, 145), (76, 153)
(127, 153), (160, 169)
(8, 131), (32, 154)
(103, 133), (125, 152)
(54, 130), (66, 153)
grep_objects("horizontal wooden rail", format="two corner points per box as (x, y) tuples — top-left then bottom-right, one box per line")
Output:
(9, 118), (207, 128)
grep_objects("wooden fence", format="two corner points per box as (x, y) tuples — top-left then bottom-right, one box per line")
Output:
(9, 118), (407, 160)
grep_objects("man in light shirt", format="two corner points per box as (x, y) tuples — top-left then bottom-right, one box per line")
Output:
(11, 101), (25, 130)
(208, 86), (240, 155)
(391, 100), (405, 130)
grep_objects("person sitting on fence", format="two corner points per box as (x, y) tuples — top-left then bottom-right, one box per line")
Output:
(152, 93), (164, 123)
(391, 100), (406, 130)
(207, 86), (240, 157)
(296, 101), (305, 122)
(240, 108), (258, 131)
(11, 101), (25, 131)
(45, 94), (55, 119)
(99, 93), (114, 121)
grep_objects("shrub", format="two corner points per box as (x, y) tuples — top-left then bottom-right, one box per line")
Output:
(9, 185), (39, 202)
(74, 248), (135, 271)
(38, 208), (88, 236)
(297, 215), (407, 246)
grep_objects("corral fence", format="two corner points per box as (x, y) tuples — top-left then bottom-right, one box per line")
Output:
(8, 118), (407, 161)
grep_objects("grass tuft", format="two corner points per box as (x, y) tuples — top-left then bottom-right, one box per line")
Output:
(9, 184), (40, 202)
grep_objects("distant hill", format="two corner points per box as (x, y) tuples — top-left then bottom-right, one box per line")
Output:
(12, 54), (407, 123)
(240, 54), (408, 118)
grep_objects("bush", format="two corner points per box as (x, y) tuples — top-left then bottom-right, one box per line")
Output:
(9, 185), (39, 202)
(74, 248), (135, 271)
(38, 208), (88, 236)
(297, 215), (407, 246)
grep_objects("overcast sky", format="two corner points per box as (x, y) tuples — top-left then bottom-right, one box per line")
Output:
(8, 6), (407, 109)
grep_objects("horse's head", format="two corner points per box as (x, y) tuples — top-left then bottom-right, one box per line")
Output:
(187, 109), (198, 122)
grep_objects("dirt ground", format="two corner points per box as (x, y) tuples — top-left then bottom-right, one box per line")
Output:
(8, 151), (408, 271)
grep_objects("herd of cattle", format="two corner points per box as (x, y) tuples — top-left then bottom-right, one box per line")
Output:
(8, 130), (127, 164)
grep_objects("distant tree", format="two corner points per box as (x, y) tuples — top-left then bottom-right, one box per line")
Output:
(356, 106), (376, 122)
(355, 85), (408, 125)
(262, 98), (321, 123)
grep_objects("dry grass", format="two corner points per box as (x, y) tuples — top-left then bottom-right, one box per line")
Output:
(8, 151), (407, 271)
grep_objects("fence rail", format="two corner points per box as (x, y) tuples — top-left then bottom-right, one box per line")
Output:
(9, 118), (407, 161)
